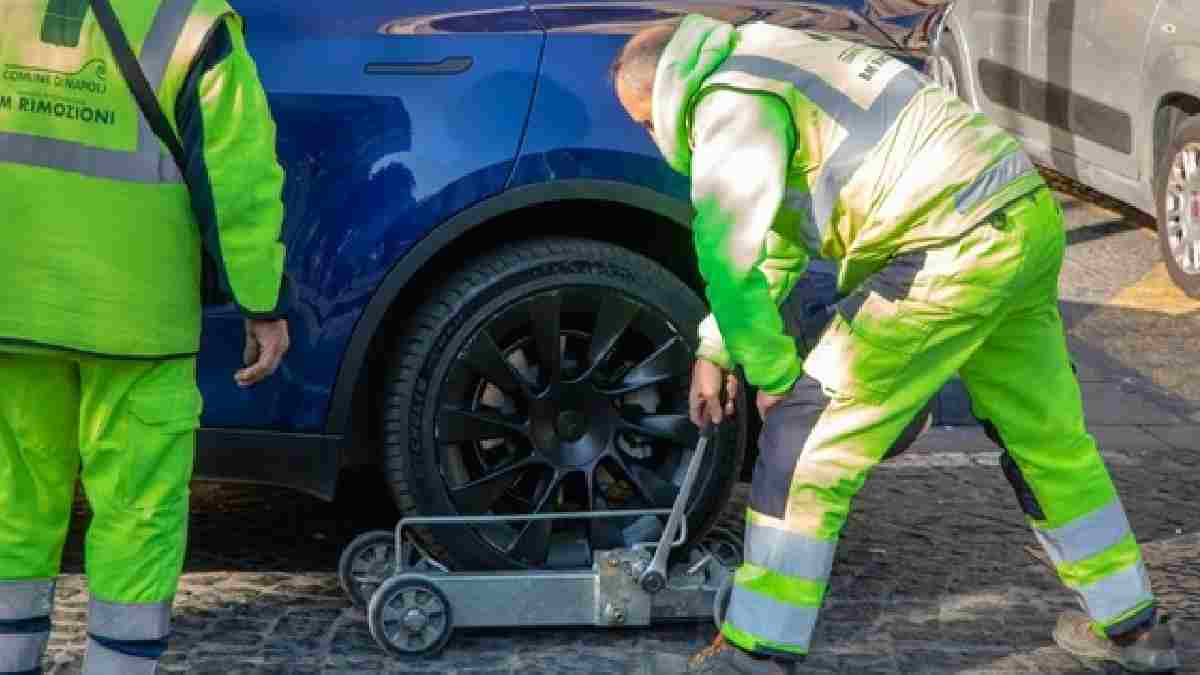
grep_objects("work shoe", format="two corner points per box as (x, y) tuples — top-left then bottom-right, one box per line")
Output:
(685, 634), (796, 674)
(1053, 610), (1180, 673)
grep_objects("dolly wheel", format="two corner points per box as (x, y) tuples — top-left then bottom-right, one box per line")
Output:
(700, 527), (744, 569)
(338, 530), (396, 609)
(713, 572), (734, 631)
(368, 575), (454, 658)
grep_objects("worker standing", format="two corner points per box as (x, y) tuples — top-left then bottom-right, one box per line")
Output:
(0, 1), (289, 673)
(611, 15), (1179, 674)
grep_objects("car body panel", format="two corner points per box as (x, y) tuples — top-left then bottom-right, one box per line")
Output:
(193, 1), (947, 498)
(942, 0), (1200, 215)
(197, 1), (543, 433)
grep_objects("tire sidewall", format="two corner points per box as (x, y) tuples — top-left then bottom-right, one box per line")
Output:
(388, 238), (746, 570)
(1154, 116), (1200, 297)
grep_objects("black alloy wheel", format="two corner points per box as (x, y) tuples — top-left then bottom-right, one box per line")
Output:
(382, 238), (746, 571)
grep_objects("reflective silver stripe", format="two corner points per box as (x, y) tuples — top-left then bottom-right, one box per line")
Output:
(88, 598), (171, 641)
(0, 632), (48, 672)
(1033, 500), (1133, 566)
(0, 0), (196, 184)
(718, 55), (926, 235)
(0, 580), (54, 621)
(83, 637), (159, 675)
(726, 584), (818, 652)
(744, 522), (836, 583)
(954, 151), (1035, 214)
(1076, 559), (1155, 624)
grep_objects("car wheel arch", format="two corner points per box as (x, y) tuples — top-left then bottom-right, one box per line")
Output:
(327, 179), (700, 454)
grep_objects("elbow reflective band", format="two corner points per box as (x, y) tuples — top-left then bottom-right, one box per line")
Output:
(0, 580), (54, 675)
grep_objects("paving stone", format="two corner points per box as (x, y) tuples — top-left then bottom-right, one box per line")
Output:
(1144, 425), (1200, 450)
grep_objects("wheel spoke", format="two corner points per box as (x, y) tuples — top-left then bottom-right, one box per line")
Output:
(620, 412), (699, 447)
(463, 330), (529, 399)
(437, 406), (525, 443)
(605, 336), (692, 394)
(606, 452), (677, 507)
(587, 294), (641, 375)
(528, 292), (563, 393)
(507, 470), (567, 564)
(1184, 148), (1199, 182)
(450, 457), (542, 513)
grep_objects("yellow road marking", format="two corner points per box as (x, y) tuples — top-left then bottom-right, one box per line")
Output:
(1107, 263), (1200, 316)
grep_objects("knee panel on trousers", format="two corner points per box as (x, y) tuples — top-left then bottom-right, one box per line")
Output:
(750, 379), (829, 520)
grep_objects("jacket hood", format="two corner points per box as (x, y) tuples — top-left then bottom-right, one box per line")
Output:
(651, 14), (737, 174)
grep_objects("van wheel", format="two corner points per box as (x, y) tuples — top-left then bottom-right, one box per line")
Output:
(1155, 115), (1200, 298)
(381, 237), (747, 570)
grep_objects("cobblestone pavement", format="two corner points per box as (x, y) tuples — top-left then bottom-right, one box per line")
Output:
(40, 177), (1200, 674)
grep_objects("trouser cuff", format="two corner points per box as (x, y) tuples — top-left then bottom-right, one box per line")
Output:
(1105, 605), (1157, 639)
(0, 581), (55, 622)
(0, 580), (55, 674)
(82, 638), (161, 675)
(83, 598), (171, 673)
(87, 598), (171, 642)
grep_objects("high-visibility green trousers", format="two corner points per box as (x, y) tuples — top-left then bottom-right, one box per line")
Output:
(0, 350), (200, 674)
(723, 187), (1156, 658)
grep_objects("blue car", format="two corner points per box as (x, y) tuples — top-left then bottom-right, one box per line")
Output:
(199, 0), (948, 569)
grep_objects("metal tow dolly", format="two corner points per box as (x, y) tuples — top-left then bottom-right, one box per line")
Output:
(338, 422), (742, 658)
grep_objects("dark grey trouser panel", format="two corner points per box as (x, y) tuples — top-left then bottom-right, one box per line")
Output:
(751, 377), (831, 520)
(982, 420), (1047, 520)
(882, 397), (935, 461)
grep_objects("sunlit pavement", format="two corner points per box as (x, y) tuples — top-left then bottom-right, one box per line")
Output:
(42, 177), (1200, 673)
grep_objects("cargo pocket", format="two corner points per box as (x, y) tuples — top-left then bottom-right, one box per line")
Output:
(802, 290), (932, 405)
(121, 366), (203, 510)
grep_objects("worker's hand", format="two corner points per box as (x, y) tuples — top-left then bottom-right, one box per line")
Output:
(236, 318), (290, 387)
(689, 359), (738, 427)
(756, 389), (789, 420)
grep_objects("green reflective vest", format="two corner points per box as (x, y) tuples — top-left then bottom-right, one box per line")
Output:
(651, 15), (1045, 392)
(0, 0), (278, 358)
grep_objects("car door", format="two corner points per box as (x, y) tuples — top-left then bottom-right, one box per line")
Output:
(199, 1), (544, 433)
(1027, 1), (1159, 178)
(960, 0), (1034, 137)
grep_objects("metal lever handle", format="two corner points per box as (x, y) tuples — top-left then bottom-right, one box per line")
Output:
(639, 421), (717, 594)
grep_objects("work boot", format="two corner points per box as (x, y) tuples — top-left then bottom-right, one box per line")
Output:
(1053, 610), (1180, 673)
(685, 634), (796, 674)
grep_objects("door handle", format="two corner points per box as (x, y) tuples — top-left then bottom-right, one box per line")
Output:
(364, 57), (473, 76)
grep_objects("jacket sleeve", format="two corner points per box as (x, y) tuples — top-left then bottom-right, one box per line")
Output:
(689, 89), (810, 394)
(175, 15), (290, 319)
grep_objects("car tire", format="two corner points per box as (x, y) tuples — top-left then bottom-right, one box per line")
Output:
(381, 237), (747, 571)
(1155, 114), (1200, 298)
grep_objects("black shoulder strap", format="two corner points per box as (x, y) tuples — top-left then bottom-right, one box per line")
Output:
(87, 0), (187, 173)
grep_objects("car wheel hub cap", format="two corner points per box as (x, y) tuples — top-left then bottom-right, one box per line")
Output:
(1166, 143), (1200, 275)
(402, 608), (428, 633)
(555, 409), (587, 442)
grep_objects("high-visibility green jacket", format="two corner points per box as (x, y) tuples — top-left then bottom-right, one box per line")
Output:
(652, 14), (1045, 394)
(0, 0), (289, 358)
